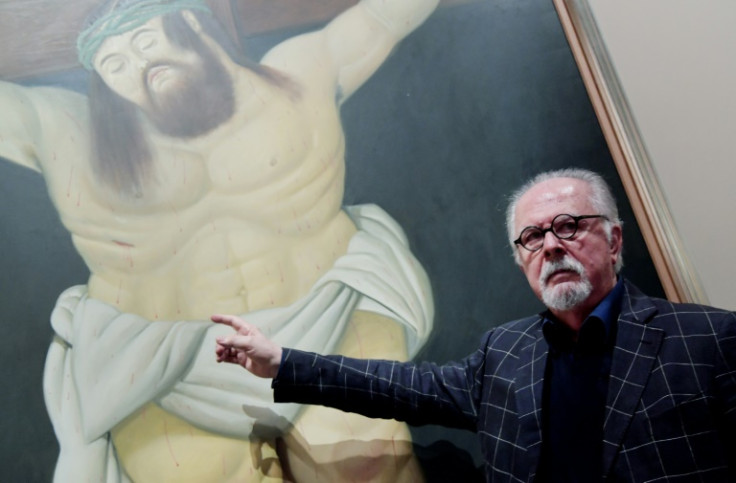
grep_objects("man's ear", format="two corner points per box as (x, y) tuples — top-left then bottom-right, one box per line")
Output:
(181, 10), (203, 33)
(610, 224), (623, 262)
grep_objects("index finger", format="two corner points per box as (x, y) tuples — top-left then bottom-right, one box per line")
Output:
(211, 314), (249, 331)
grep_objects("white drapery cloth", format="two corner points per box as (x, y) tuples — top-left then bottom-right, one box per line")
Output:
(43, 204), (434, 482)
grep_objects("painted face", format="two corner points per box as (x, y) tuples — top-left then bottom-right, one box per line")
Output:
(94, 16), (201, 110)
(93, 13), (235, 138)
(513, 177), (622, 313)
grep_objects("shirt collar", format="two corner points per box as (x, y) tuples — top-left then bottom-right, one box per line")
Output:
(542, 277), (624, 353)
(589, 276), (624, 328)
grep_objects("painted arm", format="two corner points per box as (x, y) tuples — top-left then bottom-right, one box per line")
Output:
(0, 81), (44, 171)
(325, 0), (440, 101)
(0, 81), (86, 173)
(263, 0), (439, 103)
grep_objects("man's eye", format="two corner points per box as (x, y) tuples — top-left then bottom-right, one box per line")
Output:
(558, 221), (576, 231)
(523, 230), (542, 243)
(105, 60), (125, 74)
(137, 36), (157, 51)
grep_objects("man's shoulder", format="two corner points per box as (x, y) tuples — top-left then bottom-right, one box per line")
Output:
(497, 314), (543, 329)
(650, 297), (735, 325)
(621, 278), (735, 330)
(480, 314), (543, 346)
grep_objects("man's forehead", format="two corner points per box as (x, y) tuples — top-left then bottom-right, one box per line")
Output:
(523, 177), (590, 202)
(516, 178), (593, 223)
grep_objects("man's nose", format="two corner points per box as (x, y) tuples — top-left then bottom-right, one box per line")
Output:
(542, 230), (565, 258)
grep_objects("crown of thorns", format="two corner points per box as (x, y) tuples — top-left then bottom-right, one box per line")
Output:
(77, 0), (211, 70)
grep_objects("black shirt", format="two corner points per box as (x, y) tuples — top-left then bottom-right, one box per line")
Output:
(537, 279), (624, 482)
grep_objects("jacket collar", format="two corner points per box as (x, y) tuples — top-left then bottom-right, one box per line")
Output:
(601, 279), (663, 477)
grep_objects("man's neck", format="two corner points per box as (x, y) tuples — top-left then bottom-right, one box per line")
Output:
(548, 277), (621, 334)
(549, 305), (595, 336)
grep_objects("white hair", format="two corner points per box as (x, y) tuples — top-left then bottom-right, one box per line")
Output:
(505, 168), (624, 272)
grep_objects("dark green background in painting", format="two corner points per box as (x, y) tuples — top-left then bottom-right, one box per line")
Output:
(0, 0), (664, 480)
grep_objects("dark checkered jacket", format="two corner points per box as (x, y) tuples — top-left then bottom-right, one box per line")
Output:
(273, 279), (736, 482)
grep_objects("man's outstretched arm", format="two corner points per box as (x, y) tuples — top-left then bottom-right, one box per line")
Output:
(212, 313), (480, 430)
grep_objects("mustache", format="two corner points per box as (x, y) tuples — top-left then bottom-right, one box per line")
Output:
(142, 61), (189, 88)
(539, 256), (585, 285)
(142, 62), (164, 86)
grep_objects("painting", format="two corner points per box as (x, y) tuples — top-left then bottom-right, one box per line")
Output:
(0, 0), (665, 481)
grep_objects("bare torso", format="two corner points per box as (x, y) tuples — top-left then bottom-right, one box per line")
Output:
(51, 73), (354, 321)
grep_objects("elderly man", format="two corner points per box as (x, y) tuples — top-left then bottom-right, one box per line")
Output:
(215, 168), (736, 482)
(1, 0), (439, 481)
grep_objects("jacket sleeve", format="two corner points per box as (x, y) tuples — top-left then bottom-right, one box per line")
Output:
(714, 310), (736, 476)
(272, 332), (493, 431)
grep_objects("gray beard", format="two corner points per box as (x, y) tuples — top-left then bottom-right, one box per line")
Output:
(539, 256), (593, 311)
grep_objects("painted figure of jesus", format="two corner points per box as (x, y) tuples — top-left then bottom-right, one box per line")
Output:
(0, 0), (438, 480)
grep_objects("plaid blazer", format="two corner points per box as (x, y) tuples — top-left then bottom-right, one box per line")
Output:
(273, 279), (736, 482)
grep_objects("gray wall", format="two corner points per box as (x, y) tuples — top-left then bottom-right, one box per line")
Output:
(588, 0), (736, 310)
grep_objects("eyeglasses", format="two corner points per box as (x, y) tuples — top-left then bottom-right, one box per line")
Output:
(514, 214), (608, 252)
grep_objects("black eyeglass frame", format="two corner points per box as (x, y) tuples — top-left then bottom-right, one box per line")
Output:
(513, 214), (609, 252)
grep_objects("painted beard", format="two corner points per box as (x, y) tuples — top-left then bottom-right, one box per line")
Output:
(142, 49), (235, 138)
(539, 255), (593, 311)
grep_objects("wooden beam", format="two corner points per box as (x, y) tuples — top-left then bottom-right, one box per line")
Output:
(234, 0), (357, 38)
(0, 0), (477, 80)
(234, 0), (479, 37)
(0, 0), (99, 79)
(0, 0), (236, 80)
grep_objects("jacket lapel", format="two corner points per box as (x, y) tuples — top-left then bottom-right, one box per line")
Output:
(514, 317), (548, 480)
(601, 281), (664, 477)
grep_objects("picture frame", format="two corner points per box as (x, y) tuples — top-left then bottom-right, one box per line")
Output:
(552, 0), (708, 304)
